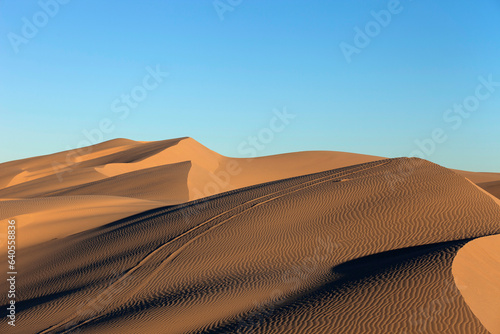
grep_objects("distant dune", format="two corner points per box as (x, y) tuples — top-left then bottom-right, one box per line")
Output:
(0, 138), (499, 333)
(0, 138), (382, 248)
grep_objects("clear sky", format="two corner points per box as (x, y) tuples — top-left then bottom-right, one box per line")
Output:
(1, 0), (499, 172)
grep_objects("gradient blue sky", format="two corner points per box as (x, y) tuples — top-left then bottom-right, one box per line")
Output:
(1, 0), (499, 171)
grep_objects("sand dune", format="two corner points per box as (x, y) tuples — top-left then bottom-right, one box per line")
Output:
(1, 156), (499, 333)
(47, 162), (192, 203)
(0, 137), (384, 248)
(453, 234), (500, 334)
(226, 240), (485, 333)
(455, 170), (500, 184)
(0, 139), (137, 188)
(456, 170), (500, 200)
(477, 180), (500, 201)
(0, 137), (384, 201)
(0, 196), (165, 248)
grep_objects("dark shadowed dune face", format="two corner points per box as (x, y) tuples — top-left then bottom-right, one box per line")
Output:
(1, 157), (499, 333)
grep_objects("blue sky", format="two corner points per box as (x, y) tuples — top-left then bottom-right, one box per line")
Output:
(1, 0), (499, 172)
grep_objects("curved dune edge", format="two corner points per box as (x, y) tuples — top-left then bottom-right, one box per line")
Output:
(478, 180), (500, 201)
(466, 178), (500, 207)
(452, 234), (500, 334)
(455, 170), (500, 184)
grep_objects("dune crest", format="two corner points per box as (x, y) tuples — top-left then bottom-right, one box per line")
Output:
(0, 138), (385, 248)
(456, 170), (500, 200)
(453, 234), (500, 334)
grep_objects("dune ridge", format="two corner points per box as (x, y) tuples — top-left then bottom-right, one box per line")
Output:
(476, 180), (500, 201)
(0, 137), (384, 248)
(1, 156), (499, 333)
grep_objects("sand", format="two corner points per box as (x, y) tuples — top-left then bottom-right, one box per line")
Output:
(0, 139), (500, 333)
(0, 196), (165, 248)
(454, 170), (500, 184)
(476, 180), (500, 201)
(0, 138), (499, 333)
(453, 234), (500, 334)
(456, 170), (500, 200)
(0, 137), (383, 248)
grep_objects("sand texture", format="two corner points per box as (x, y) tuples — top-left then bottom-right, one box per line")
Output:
(0, 143), (499, 333)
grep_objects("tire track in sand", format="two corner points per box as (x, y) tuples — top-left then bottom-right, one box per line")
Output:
(39, 160), (391, 333)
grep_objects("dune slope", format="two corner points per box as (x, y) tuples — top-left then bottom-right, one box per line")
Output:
(453, 234), (500, 334)
(0, 138), (384, 248)
(1, 157), (499, 333)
